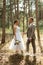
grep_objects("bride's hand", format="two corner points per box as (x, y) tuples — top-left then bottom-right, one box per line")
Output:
(22, 32), (24, 37)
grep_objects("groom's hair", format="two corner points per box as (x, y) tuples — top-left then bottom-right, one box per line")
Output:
(14, 19), (18, 24)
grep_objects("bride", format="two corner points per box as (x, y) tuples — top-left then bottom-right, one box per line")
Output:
(9, 20), (25, 53)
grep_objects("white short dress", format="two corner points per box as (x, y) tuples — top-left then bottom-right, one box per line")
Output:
(9, 26), (25, 51)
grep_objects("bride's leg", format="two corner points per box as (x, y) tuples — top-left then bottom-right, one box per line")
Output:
(15, 45), (21, 54)
(21, 50), (25, 55)
(21, 50), (23, 54)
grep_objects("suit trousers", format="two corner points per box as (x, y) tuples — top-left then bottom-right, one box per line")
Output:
(26, 38), (36, 54)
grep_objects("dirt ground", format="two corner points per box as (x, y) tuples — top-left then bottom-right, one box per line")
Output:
(0, 33), (43, 65)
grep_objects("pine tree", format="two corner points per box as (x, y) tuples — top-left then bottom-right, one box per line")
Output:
(1, 0), (6, 43)
(35, 0), (42, 52)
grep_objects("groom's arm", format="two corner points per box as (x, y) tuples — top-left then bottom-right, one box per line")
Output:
(27, 28), (29, 37)
(30, 25), (35, 38)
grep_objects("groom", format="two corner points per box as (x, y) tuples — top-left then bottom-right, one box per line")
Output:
(26, 17), (36, 61)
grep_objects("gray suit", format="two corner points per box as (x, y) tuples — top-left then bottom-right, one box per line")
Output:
(27, 23), (35, 39)
(26, 23), (36, 54)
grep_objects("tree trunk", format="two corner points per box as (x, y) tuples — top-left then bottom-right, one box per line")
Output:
(14, 0), (16, 19)
(17, 0), (19, 19)
(10, 0), (13, 28)
(8, 12), (10, 29)
(14, 0), (19, 20)
(23, 0), (26, 32)
(28, 0), (30, 17)
(1, 0), (6, 44)
(35, 0), (42, 52)
(23, 16), (25, 32)
(31, 2), (33, 16)
(26, 0), (30, 28)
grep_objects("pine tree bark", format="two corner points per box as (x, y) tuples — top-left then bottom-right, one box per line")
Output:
(28, 0), (30, 17)
(1, 0), (6, 43)
(23, 0), (26, 32)
(35, 0), (42, 52)
(14, 0), (16, 19)
(10, 0), (13, 28)
(14, 0), (19, 19)
(17, 0), (19, 19)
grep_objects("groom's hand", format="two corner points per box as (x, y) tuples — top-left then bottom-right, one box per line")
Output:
(29, 37), (32, 41)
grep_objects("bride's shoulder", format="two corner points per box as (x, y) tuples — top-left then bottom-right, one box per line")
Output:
(13, 25), (17, 28)
(17, 26), (20, 29)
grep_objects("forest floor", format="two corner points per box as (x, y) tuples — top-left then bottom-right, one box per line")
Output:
(0, 33), (43, 65)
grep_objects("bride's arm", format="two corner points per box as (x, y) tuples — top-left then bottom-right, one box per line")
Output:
(21, 32), (24, 37)
(22, 32), (27, 38)
(13, 25), (17, 37)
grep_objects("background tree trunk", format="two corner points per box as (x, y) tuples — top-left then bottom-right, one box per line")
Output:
(35, 0), (42, 52)
(28, 0), (30, 17)
(17, 0), (19, 19)
(14, 0), (16, 19)
(23, 0), (26, 32)
(14, 0), (19, 20)
(10, 0), (13, 28)
(1, 0), (6, 44)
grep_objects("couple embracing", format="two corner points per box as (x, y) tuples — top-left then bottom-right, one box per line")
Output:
(9, 17), (36, 55)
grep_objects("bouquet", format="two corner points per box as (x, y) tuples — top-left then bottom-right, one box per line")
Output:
(15, 40), (21, 45)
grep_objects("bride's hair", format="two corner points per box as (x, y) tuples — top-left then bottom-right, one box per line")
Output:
(14, 19), (19, 24)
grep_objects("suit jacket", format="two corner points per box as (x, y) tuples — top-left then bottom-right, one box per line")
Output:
(27, 23), (35, 39)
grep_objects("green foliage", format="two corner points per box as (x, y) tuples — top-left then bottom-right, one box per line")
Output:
(0, 0), (43, 32)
